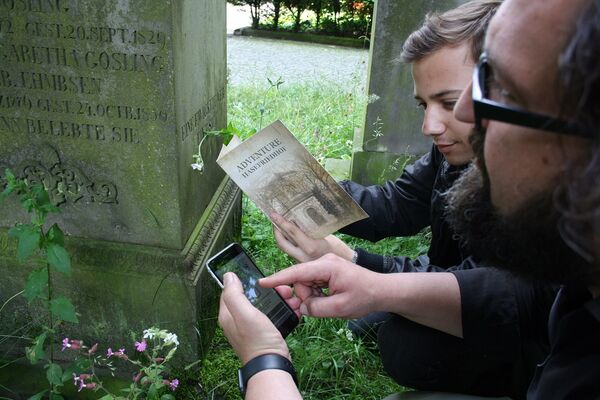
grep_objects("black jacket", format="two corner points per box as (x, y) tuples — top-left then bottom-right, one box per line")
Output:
(339, 145), (466, 272)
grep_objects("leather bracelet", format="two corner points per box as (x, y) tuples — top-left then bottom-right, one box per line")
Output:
(238, 353), (297, 396)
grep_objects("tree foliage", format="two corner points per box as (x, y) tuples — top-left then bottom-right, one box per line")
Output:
(228, 0), (374, 38)
(229, 0), (269, 29)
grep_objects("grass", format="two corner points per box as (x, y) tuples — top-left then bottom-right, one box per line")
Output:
(227, 76), (365, 163)
(198, 78), (430, 399)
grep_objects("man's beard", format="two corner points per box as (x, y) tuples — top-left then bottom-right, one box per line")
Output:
(445, 127), (591, 285)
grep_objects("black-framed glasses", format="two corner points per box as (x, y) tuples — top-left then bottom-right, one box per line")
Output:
(472, 52), (594, 138)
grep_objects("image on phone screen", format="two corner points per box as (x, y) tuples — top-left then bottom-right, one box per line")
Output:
(207, 243), (298, 337)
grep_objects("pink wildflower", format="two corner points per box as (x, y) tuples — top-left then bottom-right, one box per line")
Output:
(73, 373), (94, 392)
(117, 348), (128, 360)
(87, 343), (98, 355)
(107, 347), (128, 359)
(69, 339), (83, 350)
(134, 340), (147, 352)
(169, 378), (179, 391)
(61, 338), (71, 351)
(73, 374), (85, 392)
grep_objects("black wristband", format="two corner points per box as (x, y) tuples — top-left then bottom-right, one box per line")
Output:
(238, 353), (297, 396)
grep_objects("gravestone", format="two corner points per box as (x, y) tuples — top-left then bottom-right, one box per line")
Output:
(0, 0), (238, 379)
(351, 0), (465, 184)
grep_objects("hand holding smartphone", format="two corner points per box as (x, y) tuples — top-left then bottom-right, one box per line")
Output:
(206, 243), (299, 338)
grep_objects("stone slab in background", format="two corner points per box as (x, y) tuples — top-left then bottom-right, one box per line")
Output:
(351, 0), (465, 184)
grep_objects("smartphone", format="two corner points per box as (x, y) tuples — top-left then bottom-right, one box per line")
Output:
(206, 243), (299, 338)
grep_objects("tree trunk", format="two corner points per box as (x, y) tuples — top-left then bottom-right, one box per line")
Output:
(273, 0), (281, 30)
(294, 8), (301, 32)
(334, 11), (339, 32)
(250, 3), (260, 29)
(315, 5), (321, 30)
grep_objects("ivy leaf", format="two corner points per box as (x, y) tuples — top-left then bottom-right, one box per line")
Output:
(9, 224), (40, 262)
(50, 297), (78, 323)
(26, 332), (47, 364)
(24, 268), (48, 303)
(27, 390), (48, 400)
(47, 224), (65, 246)
(47, 243), (71, 275)
(45, 362), (63, 385)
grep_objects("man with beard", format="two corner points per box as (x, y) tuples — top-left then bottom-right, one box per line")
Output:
(445, 0), (600, 397)
(218, 0), (600, 398)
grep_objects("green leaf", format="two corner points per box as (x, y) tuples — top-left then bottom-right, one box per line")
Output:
(26, 332), (47, 364)
(49, 394), (64, 400)
(31, 184), (51, 207)
(9, 224), (40, 261)
(1, 168), (16, 201)
(27, 390), (48, 400)
(46, 362), (63, 385)
(164, 346), (178, 363)
(147, 384), (159, 400)
(47, 224), (65, 246)
(21, 197), (34, 212)
(41, 202), (60, 214)
(50, 297), (78, 323)
(0, 183), (14, 201)
(47, 243), (71, 275)
(98, 396), (116, 400)
(161, 395), (176, 400)
(4, 168), (15, 181)
(24, 268), (48, 303)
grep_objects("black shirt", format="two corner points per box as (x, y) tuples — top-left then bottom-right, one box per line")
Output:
(528, 285), (600, 399)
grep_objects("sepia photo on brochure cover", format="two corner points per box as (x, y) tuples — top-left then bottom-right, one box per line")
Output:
(217, 120), (367, 239)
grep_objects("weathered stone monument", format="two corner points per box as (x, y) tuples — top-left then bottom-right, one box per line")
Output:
(351, 0), (465, 184)
(0, 0), (237, 382)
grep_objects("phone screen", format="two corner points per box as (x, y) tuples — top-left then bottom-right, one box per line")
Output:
(207, 243), (298, 337)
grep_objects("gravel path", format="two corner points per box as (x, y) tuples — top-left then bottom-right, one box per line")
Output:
(227, 36), (370, 88)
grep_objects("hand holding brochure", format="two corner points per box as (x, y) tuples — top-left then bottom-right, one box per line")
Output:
(217, 120), (367, 239)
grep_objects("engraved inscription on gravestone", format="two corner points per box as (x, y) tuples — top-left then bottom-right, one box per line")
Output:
(0, 0), (227, 248)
